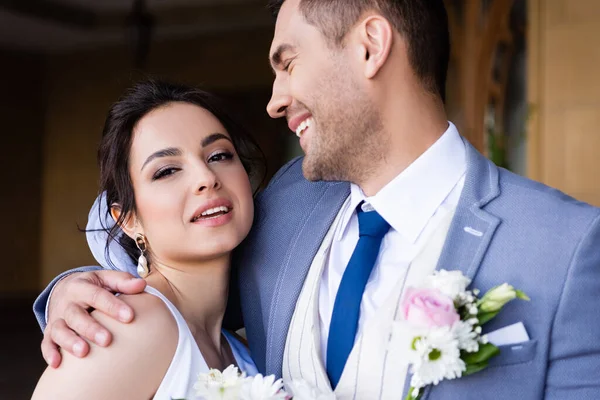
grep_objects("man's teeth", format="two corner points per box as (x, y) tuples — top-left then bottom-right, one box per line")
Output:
(193, 206), (230, 221)
(295, 118), (312, 138)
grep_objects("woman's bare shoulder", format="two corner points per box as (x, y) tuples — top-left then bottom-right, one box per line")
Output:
(105, 291), (178, 334)
(32, 291), (179, 399)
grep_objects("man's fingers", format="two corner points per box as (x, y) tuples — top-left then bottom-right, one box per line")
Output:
(112, 275), (147, 294)
(41, 270), (142, 365)
(78, 281), (134, 323)
(41, 329), (62, 368)
(94, 270), (146, 295)
(64, 303), (112, 347)
(48, 319), (90, 359)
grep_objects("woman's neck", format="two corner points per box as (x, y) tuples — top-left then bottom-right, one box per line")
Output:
(144, 255), (230, 348)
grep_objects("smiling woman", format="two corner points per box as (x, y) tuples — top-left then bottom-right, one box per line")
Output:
(98, 80), (265, 270)
(31, 79), (266, 399)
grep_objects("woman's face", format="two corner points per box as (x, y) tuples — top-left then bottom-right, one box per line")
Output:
(123, 102), (254, 266)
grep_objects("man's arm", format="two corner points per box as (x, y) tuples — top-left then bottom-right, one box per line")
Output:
(33, 267), (102, 331)
(545, 213), (600, 398)
(34, 268), (146, 367)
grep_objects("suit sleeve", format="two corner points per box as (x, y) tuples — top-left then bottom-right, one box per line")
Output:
(32, 266), (103, 332)
(545, 213), (600, 398)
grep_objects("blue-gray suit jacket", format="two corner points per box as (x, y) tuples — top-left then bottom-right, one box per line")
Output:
(35, 140), (600, 399)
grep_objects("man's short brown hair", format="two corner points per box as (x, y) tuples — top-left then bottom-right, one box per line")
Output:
(268, 0), (450, 102)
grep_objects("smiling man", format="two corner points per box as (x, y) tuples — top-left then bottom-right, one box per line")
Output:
(34, 1), (600, 399)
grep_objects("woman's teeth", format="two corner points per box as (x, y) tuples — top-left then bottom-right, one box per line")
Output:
(295, 118), (312, 138)
(192, 206), (230, 222)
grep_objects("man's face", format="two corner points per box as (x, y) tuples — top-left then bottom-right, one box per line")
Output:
(267, 0), (383, 183)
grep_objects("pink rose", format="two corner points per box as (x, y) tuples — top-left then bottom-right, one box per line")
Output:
(401, 287), (460, 328)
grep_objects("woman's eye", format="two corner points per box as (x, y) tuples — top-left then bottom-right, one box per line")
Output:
(208, 151), (234, 163)
(152, 167), (179, 181)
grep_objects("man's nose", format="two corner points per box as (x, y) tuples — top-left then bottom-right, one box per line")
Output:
(267, 77), (291, 119)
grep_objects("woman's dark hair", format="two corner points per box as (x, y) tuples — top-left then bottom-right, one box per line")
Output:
(98, 79), (266, 268)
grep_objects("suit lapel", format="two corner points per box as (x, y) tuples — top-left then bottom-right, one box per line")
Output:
(403, 140), (502, 400)
(435, 141), (501, 283)
(265, 181), (350, 376)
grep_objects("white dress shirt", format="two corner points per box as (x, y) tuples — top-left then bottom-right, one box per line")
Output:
(318, 122), (467, 362)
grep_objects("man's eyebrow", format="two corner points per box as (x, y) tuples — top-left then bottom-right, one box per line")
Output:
(269, 43), (296, 72)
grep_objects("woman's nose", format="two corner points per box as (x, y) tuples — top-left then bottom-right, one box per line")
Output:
(195, 169), (221, 193)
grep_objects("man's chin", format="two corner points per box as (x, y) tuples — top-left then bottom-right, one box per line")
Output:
(301, 158), (342, 183)
(301, 157), (322, 182)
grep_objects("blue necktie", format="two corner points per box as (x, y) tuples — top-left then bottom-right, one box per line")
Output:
(326, 205), (390, 388)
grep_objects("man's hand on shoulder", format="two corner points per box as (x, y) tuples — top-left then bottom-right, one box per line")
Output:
(42, 270), (146, 368)
(33, 291), (177, 400)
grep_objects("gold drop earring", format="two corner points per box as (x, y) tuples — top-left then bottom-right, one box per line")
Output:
(135, 233), (149, 278)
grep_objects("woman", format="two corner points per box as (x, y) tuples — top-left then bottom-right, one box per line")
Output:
(33, 80), (265, 399)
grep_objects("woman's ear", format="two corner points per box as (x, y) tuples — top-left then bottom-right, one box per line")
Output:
(110, 204), (140, 239)
(357, 15), (394, 79)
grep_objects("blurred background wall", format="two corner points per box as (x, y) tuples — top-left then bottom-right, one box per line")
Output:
(0, 0), (598, 397)
(527, 0), (600, 206)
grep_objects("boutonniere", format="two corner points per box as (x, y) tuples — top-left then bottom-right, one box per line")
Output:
(391, 270), (529, 400)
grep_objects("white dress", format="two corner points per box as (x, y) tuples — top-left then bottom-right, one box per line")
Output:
(144, 286), (258, 400)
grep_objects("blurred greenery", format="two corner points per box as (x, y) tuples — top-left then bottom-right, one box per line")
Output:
(487, 104), (535, 171)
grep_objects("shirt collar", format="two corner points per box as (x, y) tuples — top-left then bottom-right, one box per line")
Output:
(340, 122), (467, 243)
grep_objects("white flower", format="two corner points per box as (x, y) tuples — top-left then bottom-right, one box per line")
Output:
(479, 283), (529, 313)
(194, 365), (245, 400)
(194, 383), (242, 400)
(285, 379), (336, 400)
(223, 365), (245, 381)
(240, 374), (287, 400)
(451, 321), (480, 353)
(455, 290), (477, 308)
(410, 326), (466, 389)
(425, 270), (471, 301)
(389, 321), (428, 365)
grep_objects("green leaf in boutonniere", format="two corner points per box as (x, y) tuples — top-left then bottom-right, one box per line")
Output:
(463, 362), (489, 376)
(462, 342), (500, 365)
(405, 386), (422, 400)
(515, 290), (530, 301)
(476, 310), (500, 325)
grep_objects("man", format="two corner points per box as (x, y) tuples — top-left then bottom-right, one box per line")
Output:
(34, 0), (600, 398)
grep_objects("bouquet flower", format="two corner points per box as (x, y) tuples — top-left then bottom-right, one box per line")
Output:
(178, 366), (335, 400)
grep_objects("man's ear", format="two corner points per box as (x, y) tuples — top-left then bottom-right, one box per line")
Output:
(356, 15), (394, 79)
(110, 204), (140, 240)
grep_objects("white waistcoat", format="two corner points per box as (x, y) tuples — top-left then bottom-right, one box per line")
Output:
(283, 203), (456, 399)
